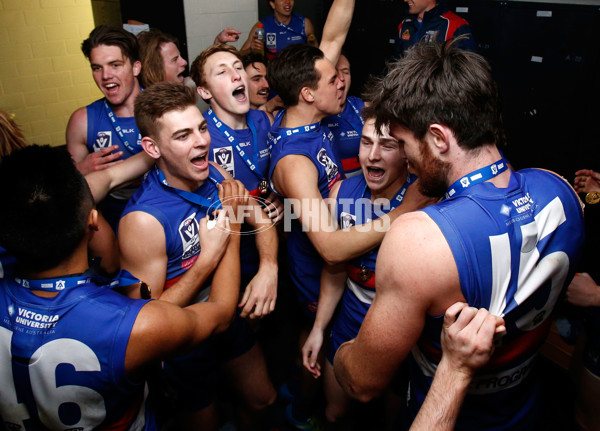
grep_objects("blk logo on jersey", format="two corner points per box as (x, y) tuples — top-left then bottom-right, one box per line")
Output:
(213, 147), (235, 177)
(94, 131), (112, 151)
(179, 213), (200, 262)
(317, 148), (339, 183)
(266, 33), (277, 50)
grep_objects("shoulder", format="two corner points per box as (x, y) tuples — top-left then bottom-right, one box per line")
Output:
(67, 106), (88, 131)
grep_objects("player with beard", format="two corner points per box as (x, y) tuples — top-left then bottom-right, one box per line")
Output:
(334, 40), (585, 430)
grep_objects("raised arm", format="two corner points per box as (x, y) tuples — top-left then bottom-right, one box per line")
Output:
(66, 107), (123, 175)
(305, 17), (318, 46)
(240, 22), (262, 54)
(272, 155), (434, 264)
(319, 0), (355, 66)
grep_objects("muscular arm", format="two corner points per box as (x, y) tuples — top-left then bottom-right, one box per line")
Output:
(319, 0), (355, 66)
(333, 212), (464, 401)
(66, 107), (123, 175)
(118, 210), (229, 306)
(410, 303), (505, 431)
(86, 151), (154, 203)
(124, 213), (241, 379)
(272, 155), (433, 264)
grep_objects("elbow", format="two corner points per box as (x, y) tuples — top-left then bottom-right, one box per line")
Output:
(344, 379), (380, 403)
(317, 246), (344, 266)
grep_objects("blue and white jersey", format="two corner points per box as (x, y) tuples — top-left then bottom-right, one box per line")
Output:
(409, 168), (584, 430)
(86, 98), (142, 160)
(328, 173), (415, 363)
(122, 165), (224, 288)
(204, 108), (272, 277)
(261, 13), (307, 61)
(0, 277), (154, 430)
(268, 110), (342, 315)
(323, 96), (365, 177)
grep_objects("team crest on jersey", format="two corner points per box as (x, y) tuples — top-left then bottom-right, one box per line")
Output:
(340, 212), (356, 229)
(424, 30), (439, 43)
(213, 147), (235, 177)
(317, 148), (339, 183)
(93, 131), (112, 151)
(266, 33), (277, 50)
(179, 213), (200, 262)
(402, 29), (411, 40)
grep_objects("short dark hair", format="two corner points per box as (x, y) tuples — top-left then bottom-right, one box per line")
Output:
(189, 44), (241, 89)
(241, 52), (267, 70)
(0, 145), (93, 273)
(138, 28), (179, 87)
(81, 25), (140, 65)
(134, 82), (197, 140)
(363, 39), (504, 150)
(267, 44), (323, 107)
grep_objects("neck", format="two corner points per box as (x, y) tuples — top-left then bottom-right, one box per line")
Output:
(371, 170), (408, 201)
(274, 12), (292, 24)
(211, 103), (248, 130)
(282, 104), (323, 129)
(111, 82), (141, 117)
(447, 144), (509, 189)
(157, 161), (203, 192)
(20, 241), (90, 297)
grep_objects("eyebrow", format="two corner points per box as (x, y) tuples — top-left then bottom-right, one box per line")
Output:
(171, 127), (192, 138)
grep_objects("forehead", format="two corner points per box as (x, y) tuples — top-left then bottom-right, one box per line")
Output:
(362, 119), (395, 142)
(315, 58), (336, 80)
(90, 44), (128, 64)
(205, 51), (241, 70)
(336, 55), (350, 70)
(160, 42), (180, 59)
(246, 62), (267, 77)
(157, 105), (203, 134)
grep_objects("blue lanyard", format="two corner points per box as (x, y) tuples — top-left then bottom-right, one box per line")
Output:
(206, 109), (265, 181)
(361, 172), (416, 214)
(340, 98), (364, 135)
(13, 269), (140, 292)
(445, 158), (508, 199)
(269, 119), (320, 148)
(103, 100), (141, 155)
(155, 166), (222, 211)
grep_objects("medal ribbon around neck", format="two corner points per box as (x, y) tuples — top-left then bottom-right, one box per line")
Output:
(445, 158), (508, 199)
(155, 166), (222, 211)
(13, 269), (140, 292)
(206, 108), (266, 184)
(103, 100), (142, 155)
(269, 120), (320, 148)
(340, 98), (365, 134)
(359, 172), (416, 221)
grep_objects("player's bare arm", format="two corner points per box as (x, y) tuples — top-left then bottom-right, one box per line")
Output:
(334, 211), (464, 401)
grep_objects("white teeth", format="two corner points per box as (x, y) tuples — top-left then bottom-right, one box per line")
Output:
(106, 84), (117, 89)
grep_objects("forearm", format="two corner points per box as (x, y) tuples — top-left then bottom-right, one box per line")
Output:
(208, 228), (241, 333)
(313, 264), (346, 332)
(409, 360), (471, 431)
(320, 0), (355, 64)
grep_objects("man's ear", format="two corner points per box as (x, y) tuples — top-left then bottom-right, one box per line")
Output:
(132, 60), (142, 77)
(88, 209), (99, 232)
(141, 136), (161, 160)
(197, 86), (212, 101)
(428, 123), (453, 155)
(300, 87), (314, 103)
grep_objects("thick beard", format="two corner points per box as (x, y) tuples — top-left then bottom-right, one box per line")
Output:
(415, 142), (451, 198)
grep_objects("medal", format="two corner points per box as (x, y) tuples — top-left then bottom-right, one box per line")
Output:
(359, 265), (372, 283)
(585, 192), (600, 205)
(140, 281), (151, 299)
(259, 179), (269, 195)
